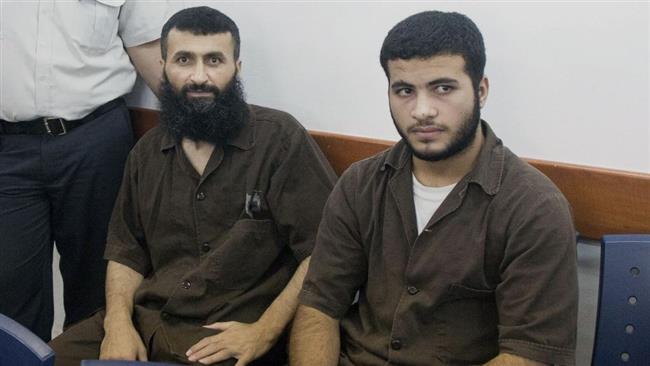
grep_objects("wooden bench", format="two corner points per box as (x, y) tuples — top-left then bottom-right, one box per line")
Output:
(130, 107), (650, 240)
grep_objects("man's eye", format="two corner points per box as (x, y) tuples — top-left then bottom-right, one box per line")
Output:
(435, 85), (453, 94)
(209, 57), (221, 64)
(395, 88), (413, 97)
(177, 56), (188, 64)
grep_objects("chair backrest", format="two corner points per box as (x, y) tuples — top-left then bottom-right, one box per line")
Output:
(0, 313), (55, 366)
(81, 361), (182, 366)
(592, 234), (650, 365)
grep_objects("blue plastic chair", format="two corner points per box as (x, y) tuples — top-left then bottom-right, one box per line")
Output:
(0, 313), (55, 366)
(81, 361), (182, 366)
(592, 234), (650, 365)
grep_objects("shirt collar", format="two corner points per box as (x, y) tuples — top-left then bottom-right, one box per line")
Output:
(381, 120), (505, 195)
(382, 139), (410, 171)
(160, 105), (256, 152)
(465, 120), (504, 195)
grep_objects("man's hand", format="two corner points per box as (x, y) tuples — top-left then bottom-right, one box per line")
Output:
(99, 322), (148, 361)
(483, 353), (548, 366)
(186, 321), (273, 366)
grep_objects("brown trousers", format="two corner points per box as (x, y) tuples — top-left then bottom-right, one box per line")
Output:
(48, 310), (286, 366)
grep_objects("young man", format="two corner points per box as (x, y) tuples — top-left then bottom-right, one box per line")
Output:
(49, 7), (336, 366)
(291, 11), (578, 366)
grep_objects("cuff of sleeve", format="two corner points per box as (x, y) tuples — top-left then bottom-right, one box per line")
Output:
(499, 339), (575, 366)
(104, 247), (149, 276)
(298, 288), (348, 320)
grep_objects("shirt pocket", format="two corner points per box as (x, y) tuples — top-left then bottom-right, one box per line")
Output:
(64, 0), (123, 53)
(208, 218), (281, 290)
(434, 284), (499, 365)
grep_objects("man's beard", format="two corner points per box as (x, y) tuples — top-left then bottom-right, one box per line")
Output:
(392, 94), (481, 162)
(159, 73), (249, 145)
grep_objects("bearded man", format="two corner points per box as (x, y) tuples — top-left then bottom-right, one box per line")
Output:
(291, 11), (578, 366)
(49, 7), (336, 366)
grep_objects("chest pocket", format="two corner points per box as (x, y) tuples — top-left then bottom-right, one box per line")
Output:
(206, 159), (281, 290)
(434, 284), (499, 364)
(208, 218), (281, 290)
(64, 0), (123, 53)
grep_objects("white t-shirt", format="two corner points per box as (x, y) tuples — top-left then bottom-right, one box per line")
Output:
(413, 174), (456, 233)
(0, 0), (175, 121)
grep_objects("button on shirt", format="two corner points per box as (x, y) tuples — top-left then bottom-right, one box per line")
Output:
(104, 105), (337, 357)
(300, 121), (578, 366)
(0, 0), (173, 121)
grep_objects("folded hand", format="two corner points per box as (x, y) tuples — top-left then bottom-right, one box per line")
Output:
(186, 321), (273, 366)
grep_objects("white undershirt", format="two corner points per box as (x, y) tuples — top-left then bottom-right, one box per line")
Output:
(413, 174), (457, 233)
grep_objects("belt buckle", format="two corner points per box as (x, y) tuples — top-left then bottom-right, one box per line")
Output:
(43, 117), (67, 136)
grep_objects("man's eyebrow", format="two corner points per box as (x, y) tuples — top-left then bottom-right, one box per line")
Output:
(204, 51), (226, 59)
(427, 77), (459, 86)
(390, 80), (414, 90)
(390, 78), (460, 90)
(172, 50), (193, 59)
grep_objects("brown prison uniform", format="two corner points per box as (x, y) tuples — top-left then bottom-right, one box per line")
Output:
(50, 105), (337, 365)
(300, 121), (578, 366)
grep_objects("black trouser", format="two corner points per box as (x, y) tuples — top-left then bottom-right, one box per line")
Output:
(0, 103), (133, 341)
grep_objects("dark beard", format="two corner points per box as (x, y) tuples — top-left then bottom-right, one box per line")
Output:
(158, 74), (249, 145)
(393, 94), (481, 162)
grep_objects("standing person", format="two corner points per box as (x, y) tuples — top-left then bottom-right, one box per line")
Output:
(291, 11), (578, 366)
(0, 1), (173, 341)
(50, 6), (337, 366)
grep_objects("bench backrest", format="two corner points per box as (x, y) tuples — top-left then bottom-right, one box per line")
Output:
(592, 235), (650, 365)
(129, 107), (650, 240)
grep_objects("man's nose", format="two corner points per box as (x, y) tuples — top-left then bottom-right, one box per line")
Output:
(411, 94), (439, 122)
(189, 62), (208, 84)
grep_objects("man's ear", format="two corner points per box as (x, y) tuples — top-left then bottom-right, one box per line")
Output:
(236, 60), (242, 74)
(478, 76), (489, 108)
(159, 60), (166, 83)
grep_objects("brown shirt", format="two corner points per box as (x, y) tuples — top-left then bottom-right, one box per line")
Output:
(300, 121), (578, 366)
(104, 105), (336, 361)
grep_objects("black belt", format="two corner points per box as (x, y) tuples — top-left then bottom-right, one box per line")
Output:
(0, 98), (124, 136)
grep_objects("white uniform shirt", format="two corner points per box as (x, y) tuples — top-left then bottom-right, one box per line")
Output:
(0, 0), (173, 121)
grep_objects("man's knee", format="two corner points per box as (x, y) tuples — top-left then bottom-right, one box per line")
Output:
(49, 310), (105, 366)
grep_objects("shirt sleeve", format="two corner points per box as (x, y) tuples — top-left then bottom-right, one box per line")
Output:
(104, 149), (151, 276)
(266, 127), (337, 263)
(299, 164), (369, 319)
(117, 0), (180, 47)
(496, 191), (578, 365)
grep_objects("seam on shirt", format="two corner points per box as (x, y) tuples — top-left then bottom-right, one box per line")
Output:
(275, 128), (302, 198)
(487, 144), (505, 195)
(104, 252), (149, 276)
(506, 190), (568, 244)
(499, 338), (574, 354)
(386, 205), (428, 355)
(387, 284), (409, 361)
(299, 288), (348, 319)
(300, 288), (346, 319)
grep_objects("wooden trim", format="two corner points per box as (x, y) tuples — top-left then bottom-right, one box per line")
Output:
(526, 159), (650, 240)
(129, 107), (160, 140)
(309, 130), (394, 176)
(128, 108), (650, 240)
(311, 130), (650, 239)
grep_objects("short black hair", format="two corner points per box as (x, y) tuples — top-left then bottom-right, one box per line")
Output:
(161, 6), (240, 60)
(380, 11), (486, 89)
